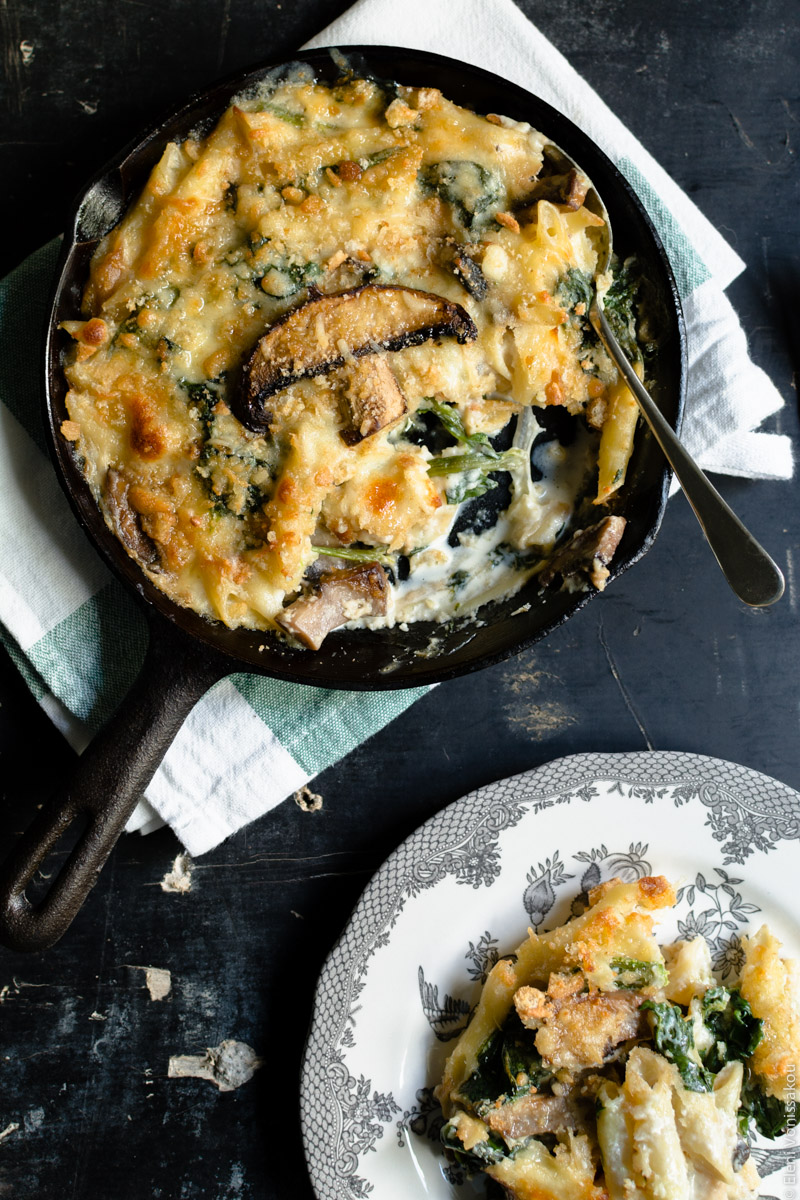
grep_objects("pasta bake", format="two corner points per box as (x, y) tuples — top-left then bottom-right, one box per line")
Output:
(437, 877), (799, 1200)
(61, 68), (653, 648)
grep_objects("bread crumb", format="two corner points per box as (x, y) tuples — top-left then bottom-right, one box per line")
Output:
(293, 785), (323, 813)
(128, 964), (172, 1001)
(168, 1040), (262, 1092)
(384, 98), (416, 128)
(496, 212), (521, 234)
(160, 852), (193, 894)
(60, 420), (81, 441)
(281, 186), (305, 205)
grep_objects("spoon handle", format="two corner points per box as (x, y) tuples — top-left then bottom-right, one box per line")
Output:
(591, 303), (784, 607)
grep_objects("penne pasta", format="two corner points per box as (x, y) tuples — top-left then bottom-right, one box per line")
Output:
(438, 876), (795, 1200)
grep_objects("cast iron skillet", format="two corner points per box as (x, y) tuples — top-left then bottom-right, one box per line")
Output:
(0, 46), (685, 952)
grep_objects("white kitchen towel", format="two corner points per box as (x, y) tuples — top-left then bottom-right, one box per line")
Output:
(0, 0), (792, 856)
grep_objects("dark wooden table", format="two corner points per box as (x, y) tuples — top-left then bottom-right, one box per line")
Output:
(1, 2), (798, 1196)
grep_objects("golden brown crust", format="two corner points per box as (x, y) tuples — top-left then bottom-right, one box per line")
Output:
(514, 971), (645, 1072)
(129, 394), (167, 461)
(62, 76), (627, 636)
(739, 925), (800, 1100)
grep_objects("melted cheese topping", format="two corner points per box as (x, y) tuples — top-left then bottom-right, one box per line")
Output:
(62, 73), (623, 637)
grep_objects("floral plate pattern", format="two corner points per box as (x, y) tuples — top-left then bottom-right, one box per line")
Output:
(300, 751), (800, 1199)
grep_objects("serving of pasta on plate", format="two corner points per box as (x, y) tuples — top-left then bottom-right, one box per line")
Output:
(300, 753), (800, 1200)
(437, 876), (799, 1200)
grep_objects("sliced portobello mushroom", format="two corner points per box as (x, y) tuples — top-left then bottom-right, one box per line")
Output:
(276, 561), (389, 649)
(104, 467), (161, 570)
(440, 237), (488, 300)
(514, 139), (593, 227)
(518, 167), (590, 220)
(235, 284), (477, 431)
(339, 356), (407, 446)
(484, 1092), (582, 1140)
(539, 515), (626, 591)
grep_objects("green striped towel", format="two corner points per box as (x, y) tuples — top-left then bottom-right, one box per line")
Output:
(0, 240), (427, 852)
(0, 0), (792, 854)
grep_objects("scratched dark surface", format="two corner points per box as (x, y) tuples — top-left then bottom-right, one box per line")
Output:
(0, 0), (798, 1196)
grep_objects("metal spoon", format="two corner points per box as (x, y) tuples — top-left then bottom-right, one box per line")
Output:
(589, 301), (784, 605)
(560, 145), (785, 607)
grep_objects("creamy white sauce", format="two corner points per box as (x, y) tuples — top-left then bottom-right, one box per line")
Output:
(350, 410), (597, 630)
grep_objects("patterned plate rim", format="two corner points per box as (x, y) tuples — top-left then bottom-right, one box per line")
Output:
(300, 749), (800, 1199)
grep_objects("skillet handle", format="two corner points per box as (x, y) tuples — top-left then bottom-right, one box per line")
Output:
(0, 616), (230, 953)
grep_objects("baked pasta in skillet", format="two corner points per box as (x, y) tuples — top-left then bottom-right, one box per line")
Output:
(437, 876), (799, 1200)
(61, 68), (657, 648)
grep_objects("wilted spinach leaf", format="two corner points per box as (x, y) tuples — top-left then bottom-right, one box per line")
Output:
(440, 1120), (507, 1168)
(701, 987), (763, 1073)
(642, 1000), (712, 1092)
(738, 1069), (792, 1139)
(419, 160), (503, 229)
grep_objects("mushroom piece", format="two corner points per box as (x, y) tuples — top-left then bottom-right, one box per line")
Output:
(485, 1092), (582, 1140)
(103, 467), (161, 570)
(235, 284), (477, 431)
(440, 237), (488, 300)
(276, 562), (389, 650)
(539, 515), (627, 592)
(339, 356), (407, 446)
(518, 167), (591, 221)
(514, 975), (646, 1072)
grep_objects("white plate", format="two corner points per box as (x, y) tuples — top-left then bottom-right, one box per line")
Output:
(301, 751), (800, 1200)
